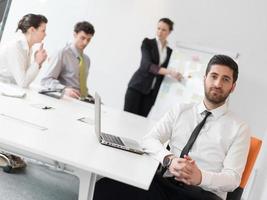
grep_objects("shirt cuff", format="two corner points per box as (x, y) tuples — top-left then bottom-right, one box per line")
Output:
(57, 84), (66, 91)
(46, 83), (65, 91)
(153, 148), (173, 164)
(33, 62), (40, 70)
(199, 169), (212, 187)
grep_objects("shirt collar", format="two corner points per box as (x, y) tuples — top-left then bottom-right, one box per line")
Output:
(156, 36), (168, 49)
(70, 43), (83, 58)
(197, 100), (228, 119)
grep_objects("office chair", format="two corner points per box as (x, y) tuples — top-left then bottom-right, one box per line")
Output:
(226, 137), (262, 200)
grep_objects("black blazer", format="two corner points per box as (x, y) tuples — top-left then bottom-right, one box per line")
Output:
(128, 38), (172, 95)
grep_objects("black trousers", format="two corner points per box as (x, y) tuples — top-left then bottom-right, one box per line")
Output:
(124, 87), (157, 117)
(93, 174), (222, 200)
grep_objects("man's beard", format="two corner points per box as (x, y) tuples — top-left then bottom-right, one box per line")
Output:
(204, 86), (231, 105)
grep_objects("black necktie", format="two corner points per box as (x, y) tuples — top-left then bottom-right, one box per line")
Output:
(180, 111), (212, 158)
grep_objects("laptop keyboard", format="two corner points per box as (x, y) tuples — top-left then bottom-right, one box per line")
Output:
(101, 133), (125, 146)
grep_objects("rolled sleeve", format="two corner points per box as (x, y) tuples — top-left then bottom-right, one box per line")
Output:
(149, 64), (161, 74)
(40, 50), (65, 90)
(140, 38), (160, 75)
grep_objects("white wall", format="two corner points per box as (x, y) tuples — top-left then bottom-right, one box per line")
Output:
(3, 0), (266, 140)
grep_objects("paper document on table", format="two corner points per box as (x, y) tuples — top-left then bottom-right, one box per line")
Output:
(0, 83), (26, 98)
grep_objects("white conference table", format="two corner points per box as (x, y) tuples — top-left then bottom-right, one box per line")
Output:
(0, 84), (159, 200)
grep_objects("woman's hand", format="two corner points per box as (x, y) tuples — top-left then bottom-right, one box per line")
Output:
(168, 68), (183, 81)
(35, 43), (47, 67)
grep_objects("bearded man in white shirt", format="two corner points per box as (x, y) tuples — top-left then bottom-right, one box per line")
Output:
(93, 54), (250, 200)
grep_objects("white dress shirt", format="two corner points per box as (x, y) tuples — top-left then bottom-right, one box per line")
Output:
(142, 101), (250, 200)
(40, 43), (90, 91)
(156, 37), (167, 66)
(0, 32), (40, 88)
(151, 37), (168, 89)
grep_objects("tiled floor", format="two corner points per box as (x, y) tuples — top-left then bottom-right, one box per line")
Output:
(0, 161), (79, 200)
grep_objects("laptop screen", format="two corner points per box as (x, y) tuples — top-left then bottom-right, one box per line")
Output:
(94, 92), (101, 142)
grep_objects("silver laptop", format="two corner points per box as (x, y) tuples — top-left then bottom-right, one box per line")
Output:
(95, 92), (144, 154)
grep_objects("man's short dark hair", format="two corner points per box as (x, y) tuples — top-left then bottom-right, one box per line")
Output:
(206, 54), (239, 83)
(74, 21), (95, 35)
(159, 18), (174, 31)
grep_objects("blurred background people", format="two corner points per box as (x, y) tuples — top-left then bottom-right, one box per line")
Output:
(124, 18), (182, 117)
(0, 13), (48, 88)
(40, 21), (95, 102)
(0, 13), (48, 171)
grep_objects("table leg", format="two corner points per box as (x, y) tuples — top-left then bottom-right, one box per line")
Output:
(74, 169), (97, 200)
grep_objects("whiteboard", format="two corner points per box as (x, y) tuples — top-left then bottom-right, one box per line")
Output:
(149, 42), (239, 120)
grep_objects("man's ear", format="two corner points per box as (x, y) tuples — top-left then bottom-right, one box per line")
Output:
(230, 82), (236, 93)
(203, 75), (207, 83)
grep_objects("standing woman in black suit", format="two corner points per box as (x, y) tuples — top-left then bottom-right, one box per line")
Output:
(124, 18), (182, 117)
